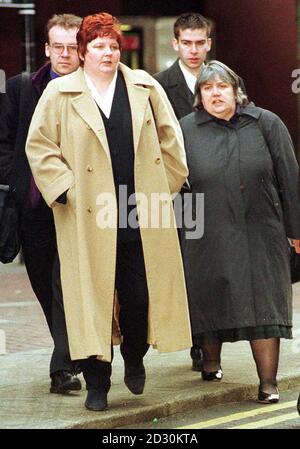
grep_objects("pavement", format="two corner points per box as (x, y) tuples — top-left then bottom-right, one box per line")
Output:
(0, 261), (300, 429)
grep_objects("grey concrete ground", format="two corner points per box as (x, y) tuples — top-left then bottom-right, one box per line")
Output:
(0, 262), (300, 429)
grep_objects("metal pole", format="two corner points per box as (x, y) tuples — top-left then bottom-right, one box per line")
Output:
(19, 8), (36, 73)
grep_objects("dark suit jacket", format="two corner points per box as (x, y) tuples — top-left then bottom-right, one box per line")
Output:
(153, 59), (195, 120)
(0, 64), (51, 206)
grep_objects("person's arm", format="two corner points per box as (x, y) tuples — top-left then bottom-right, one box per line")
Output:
(25, 82), (74, 207)
(261, 110), (300, 239)
(149, 78), (188, 195)
(0, 77), (21, 185)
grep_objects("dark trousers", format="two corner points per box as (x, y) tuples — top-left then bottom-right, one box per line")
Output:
(20, 202), (74, 375)
(81, 238), (149, 392)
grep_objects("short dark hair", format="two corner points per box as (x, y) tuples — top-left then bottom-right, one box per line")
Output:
(173, 13), (212, 39)
(45, 14), (82, 41)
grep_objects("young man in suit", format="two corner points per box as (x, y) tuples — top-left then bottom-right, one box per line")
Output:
(154, 13), (212, 120)
(0, 13), (83, 394)
(154, 13), (212, 372)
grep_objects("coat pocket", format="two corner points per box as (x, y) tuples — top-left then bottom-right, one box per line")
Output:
(261, 180), (283, 221)
(66, 184), (76, 212)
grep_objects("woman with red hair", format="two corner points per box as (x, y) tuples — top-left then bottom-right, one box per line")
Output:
(26, 12), (192, 411)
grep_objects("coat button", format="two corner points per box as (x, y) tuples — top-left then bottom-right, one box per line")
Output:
(147, 119), (151, 125)
(155, 157), (161, 164)
(87, 165), (93, 172)
(87, 207), (92, 213)
(240, 184), (245, 191)
(274, 202), (279, 207)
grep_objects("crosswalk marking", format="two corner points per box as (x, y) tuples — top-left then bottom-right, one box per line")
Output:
(230, 411), (299, 429)
(177, 400), (297, 429)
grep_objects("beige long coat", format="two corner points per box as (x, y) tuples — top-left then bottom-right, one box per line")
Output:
(26, 64), (192, 362)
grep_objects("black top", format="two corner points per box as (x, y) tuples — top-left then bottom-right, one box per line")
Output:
(97, 71), (140, 242)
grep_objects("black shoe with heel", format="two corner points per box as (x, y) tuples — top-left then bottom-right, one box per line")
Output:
(201, 368), (223, 381)
(257, 387), (279, 404)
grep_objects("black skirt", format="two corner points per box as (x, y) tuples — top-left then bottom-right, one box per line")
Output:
(193, 325), (292, 345)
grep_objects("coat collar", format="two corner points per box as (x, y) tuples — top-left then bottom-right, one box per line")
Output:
(194, 102), (262, 125)
(165, 59), (187, 88)
(163, 59), (195, 108)
(58, 64), (154, 156)
(31, 62), (51, 94)
(58, 63), (155, 92)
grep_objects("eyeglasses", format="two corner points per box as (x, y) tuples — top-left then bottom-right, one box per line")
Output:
(48, 44), (78, 55)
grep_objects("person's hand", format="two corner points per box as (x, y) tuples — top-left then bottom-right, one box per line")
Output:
(291, 239), (300, 254)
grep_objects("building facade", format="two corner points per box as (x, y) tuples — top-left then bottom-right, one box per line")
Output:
(0, 0), (299, 152)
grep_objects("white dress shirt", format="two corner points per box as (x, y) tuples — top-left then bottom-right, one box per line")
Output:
(84, 69), (118, 118)
(178, 59), (199, 94)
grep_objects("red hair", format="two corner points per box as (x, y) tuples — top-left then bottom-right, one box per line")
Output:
(77, 12), (122, 62)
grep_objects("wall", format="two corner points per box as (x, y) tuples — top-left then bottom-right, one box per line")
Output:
(0, 0), (204, 76)
(0, 8), (23, 78)
(203, 0), (299, 148)
(1, 0), (298, 150)
(121, 0), (203, 15)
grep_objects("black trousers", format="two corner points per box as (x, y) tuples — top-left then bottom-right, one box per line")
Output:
(20, 201), (74, 375)
(81, 238), (149, 392)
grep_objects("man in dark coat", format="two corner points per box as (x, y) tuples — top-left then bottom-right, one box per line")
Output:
(0, 13), (82, 393)
(154, 13), (212, 371)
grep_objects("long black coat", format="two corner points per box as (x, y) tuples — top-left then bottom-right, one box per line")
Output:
(180, 104), (300, 334)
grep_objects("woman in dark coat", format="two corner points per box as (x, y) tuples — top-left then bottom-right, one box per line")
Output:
(180, 60), (300, 403)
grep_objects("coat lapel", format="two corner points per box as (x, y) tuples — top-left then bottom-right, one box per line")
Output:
(60, 68), (111, 159)
(119, 63), (154, 152)
(60, 65), (154, 157)
(71, 94), (110, 159)
(126, 83), (150, 152)
(167, 60), (194, 107)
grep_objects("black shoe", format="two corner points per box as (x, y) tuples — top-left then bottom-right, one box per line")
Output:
(192, 358), (203, 372)
(50, 370), (82, 394)
(297, 394), (300, 415)
(201, 368), (223, 381)
(124, 361), (146, 395)
(85, 389), (108, 411)
(257, 387), (279, 404)
(191, 347), (203, 372)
